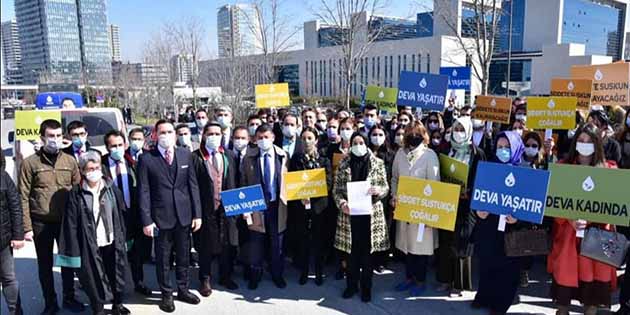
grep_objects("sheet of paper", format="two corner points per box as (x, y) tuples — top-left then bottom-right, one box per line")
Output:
(576, 219), (586, 238)
(498, 215), (507, 232)
(347, 181), (372, 215)
(416, 224), (426, 242)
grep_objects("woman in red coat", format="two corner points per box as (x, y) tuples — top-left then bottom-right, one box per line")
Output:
(547, 123), (618, 315)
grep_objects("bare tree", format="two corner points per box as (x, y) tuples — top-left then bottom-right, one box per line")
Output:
(314, 0), (389, 110)
(140, 31), (176, 118)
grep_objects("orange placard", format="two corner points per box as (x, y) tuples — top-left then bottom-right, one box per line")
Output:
(332, 153), (344, 176)
(550, 78), (592, 111)
(570, 62), (630, 107)
(473, 95), (512, 124)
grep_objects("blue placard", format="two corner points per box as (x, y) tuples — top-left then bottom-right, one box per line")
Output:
(440, 67), (471, 91)
(396, 71), (448, 111)
(220, 185), (267, 216)
(470, 162), (551, 224)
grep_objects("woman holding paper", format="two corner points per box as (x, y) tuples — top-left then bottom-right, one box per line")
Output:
(548, 123), (617, 315)
(436, 116), (485, 295)
(390, 121), (440, 297)
(333, 132), (389, 302)
(289, 127), (332, 286)
(472, 130), (523, 315)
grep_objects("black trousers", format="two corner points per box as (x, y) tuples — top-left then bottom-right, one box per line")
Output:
(129, 234), (152, 287)
(347, 216), (372, 290)
(405, 254), (428, 282)
(154, 224), (191, 294)
(32, 220), (76, 305)
(199, 245), (235, 281)
(89, 244), (123, 312)
(296, 211), (325, 275)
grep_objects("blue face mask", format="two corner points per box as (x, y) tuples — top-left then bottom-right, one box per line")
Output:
(110, 148), (124, 161)
(496, 148), (511, 163)
(364, 117), (376, 129)
(72, 136), (85, 148)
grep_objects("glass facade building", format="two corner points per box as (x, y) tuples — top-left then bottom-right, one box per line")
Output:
(276, 64), (299, 96)
(416, 12), (433, 37)
(488, 58), (532, 95)
(496, 0), (526, 53)
(77, 0), (112, 84)
(217, 4), (263, 57)
(370, 16), (418, 42)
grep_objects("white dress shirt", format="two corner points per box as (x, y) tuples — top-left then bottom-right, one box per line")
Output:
(109, 157), (130, 208)
(84, 180), (113, 247)
(259, 147), (275, 201)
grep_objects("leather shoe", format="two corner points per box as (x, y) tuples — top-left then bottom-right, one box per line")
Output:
(134, 284), (152, 296)
(272, 276), (287, 288)
(298, 272), (308, 285)
(342, 287), (357, 299)
(177, 290), (200, 305)
(112, 304), (130, 315)
(62, 297), (85, 313)
(219, 278), (239, 290)
(159, 295), (175, 313)
(41, 303), (59, 315)
(199, 279), (212, 297)
(361, 287), (371, 303)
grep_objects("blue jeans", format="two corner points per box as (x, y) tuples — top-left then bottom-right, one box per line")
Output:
(0, 245), (20, 314)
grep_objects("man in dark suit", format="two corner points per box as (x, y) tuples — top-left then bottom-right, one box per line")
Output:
(63, 120), (99, 161)
(101, 130), (152, 297)
(137, 120), (202, 313)
(274, 113), (303, 159)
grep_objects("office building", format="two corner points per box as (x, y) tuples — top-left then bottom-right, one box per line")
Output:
(217, 4), (263, 57)
(170, 53), (195, 85)
(1, 20), (22, 84)
(113, 62), (169, 86)
(108, 24), (121, 62)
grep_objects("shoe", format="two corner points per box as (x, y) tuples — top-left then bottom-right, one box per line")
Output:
(315, 273), (324, 286)
(335, 268), (345, 280)
(177, 290), (200, 305)
(159, 295), (175, 313)
(519, 271), (529, 288)
(409, 284), (426, 297)
(112, 304), (131, 315)
(272, 277), (287, 289)
(62, 297), (85, 313)
(134, 284), (152, 296)
(299, 272), (308, 285)
(450, 288), (463, 297)
(219, 278), (239, 290)
(41, 303), (59, 315)
(394, 280), (414, 292)
(342, 287), (357, 299)
(374, 265), (385, 274)
(361, 288), (372, 303)
(199, 278), (212, 297)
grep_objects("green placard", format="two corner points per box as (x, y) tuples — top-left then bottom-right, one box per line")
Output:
(439, 154), (469, 190)
(365, 85), (398, 104)
(544, 164), (630, 226)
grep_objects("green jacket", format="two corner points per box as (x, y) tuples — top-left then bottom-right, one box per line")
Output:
(19, 150), (81, 232)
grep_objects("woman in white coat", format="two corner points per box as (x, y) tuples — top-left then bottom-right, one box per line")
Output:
(390, 121), (440, 297)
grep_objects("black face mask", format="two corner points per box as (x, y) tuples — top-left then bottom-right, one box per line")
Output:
(405, 134), (424, 148)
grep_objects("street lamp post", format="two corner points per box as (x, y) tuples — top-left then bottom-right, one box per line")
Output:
(505, 0), (513, 98)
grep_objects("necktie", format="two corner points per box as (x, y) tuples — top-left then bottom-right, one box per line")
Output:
(263, 153), (273, 201)
(115, 161), (126, 204)
(211, 151), (220, 172)
(165, 149), (173, 165)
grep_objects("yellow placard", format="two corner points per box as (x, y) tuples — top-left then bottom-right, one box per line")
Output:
(284, 168), (328, 201)
(255, 83), (290, 108)
(571, 62), (630, 107)
(550, 78), (592, 111)
(394, 176), (460, 231)
(15, 110), (62, 141)
(527, 97), (577, 130)
(473, 95), (512, 124)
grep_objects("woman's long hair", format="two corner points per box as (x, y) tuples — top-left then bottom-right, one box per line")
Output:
(565, 123), (606, 166)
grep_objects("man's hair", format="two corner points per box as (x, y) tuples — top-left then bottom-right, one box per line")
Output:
(104, 130), (126, 146)
(247, 114), (261, 124)
(202, 121), (223, 134)
(176, 123), (191, 132)
(128, 127), (144, 138)
(155, 119), (173, 131)
(195, 108), (208, 116)
(214, 105), (232, 114)
(283, 113), (298, 123)
(39, 119), (62, 136)
(233, 126), (248, 135)
(363, 104), (378, 113)
(66, 120), (87, 134)
(255, 124), (274, 135)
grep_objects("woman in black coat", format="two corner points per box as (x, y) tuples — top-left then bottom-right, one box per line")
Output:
(290, 127), (333, 286)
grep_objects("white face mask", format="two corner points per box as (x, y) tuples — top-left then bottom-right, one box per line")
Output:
(452, 131), (467, 144)
(317, 121), (327, 130)
(576, 142), (595, 157)
(196, 119), (208, 129)
(524, 147), (539, 158)
(178, 134), (192, 147)
(431, 138), (441, 146)
(515, 114), (527, 122)
(370, 135), (385, 146)
(248, 125), (259, 136)
(394, 135), (404, 146)
(233, 139), (248, 151)
(351, 144), (367, 157)
(217, 116), (232, 129)
(340, 129), (353, 142)
(282, 125), (297, 138)
(85, 169), (103, 183)
(472, 119), (484, 129)
(444, 132), (451, 143)
(514, 129), (524, 136)
(158, 134), (176, 149)
(257, 138), (273, 151)
(567, 128), (577, 139)
(130, 140), (144, 152)
(205, 135), (222, 151)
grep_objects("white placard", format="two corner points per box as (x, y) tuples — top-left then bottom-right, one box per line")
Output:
(347, 181), (372, 215)
(416, 224), (426, 242)
(498, 215), (507, 232)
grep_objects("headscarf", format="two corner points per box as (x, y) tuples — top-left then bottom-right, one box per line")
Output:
(493, 131), (525, 166)
(349, 132), (370, 182)
(449, 116), (473, 162)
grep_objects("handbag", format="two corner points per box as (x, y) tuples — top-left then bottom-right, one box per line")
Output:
(504, 226), (550, 257)
(580, 227), (629, 268)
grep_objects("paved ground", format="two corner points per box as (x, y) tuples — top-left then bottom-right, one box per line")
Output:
(0, 242), (621, 314)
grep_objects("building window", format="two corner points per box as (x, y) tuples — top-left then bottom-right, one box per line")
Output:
(417, 54), (422, 72)
(426, 53), (430, 73)
(412, 54), (415, 72)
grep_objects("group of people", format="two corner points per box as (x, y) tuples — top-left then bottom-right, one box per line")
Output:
(0, 100), (629, 315)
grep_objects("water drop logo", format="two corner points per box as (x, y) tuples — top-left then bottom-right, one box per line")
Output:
(302, 172), (309, 181)
(547, 99), (556, 109)
(582, 176), (595, 192)
(35, 116), (43, 125)
(504, 172), (516, 187)
(449, 163), (456, 173)
(46, 96), (53, 105)
(423, 184), (433, 197)
(452, 69), (458, 77)
(594, 69), (603, 81)
(490, 98), (497, 107)
(378, 90), (385, 99)
(567, 81), (575, 91)
(419, 78), (427, 89)
(238, 191), (246, 200)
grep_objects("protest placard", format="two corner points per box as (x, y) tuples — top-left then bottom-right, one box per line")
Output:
(15, 110), (62, 141)
(284, 168), (328, 201)
(397, 71), (448, 111)
(220, 185), (267, 216)
(255, 83), (290, 108)
(550, 78), (592, 111)
(439, 154), (469, 190)
(395, 176), (460, 231)
(440, 66), (471, 91)
(527, 97), (577, 130)
(571, 62), (630, 107)
(473, 95), (512, 124)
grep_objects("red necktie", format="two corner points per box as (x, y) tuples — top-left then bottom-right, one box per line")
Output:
(165, 149), (173, 165)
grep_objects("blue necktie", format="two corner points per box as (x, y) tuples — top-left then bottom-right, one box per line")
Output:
(263, 153), (274, 201)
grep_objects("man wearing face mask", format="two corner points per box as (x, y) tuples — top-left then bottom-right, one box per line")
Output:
(241, 124), (289, 290)
(63, 121), (98, 162)
(127, 128), (145, 163)
(587, 110), (622, 166)
(57, 151), (130, 315)
(19, 119), (84, 314)
(101, 130), (153, 297)
(192, 122), (239, 295)
(359, 104), (379, 137)
(274, 113), (304, 159)
(471, 118), (493, 157)
(214, 106), (234, 149)
(137, 120), (202, 313)
(176, 124), (199, 152)
(247, 115), (264, 145)
(193, 109), (209, 143)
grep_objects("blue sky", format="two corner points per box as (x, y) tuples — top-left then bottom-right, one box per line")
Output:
(1, 0), (429, 62)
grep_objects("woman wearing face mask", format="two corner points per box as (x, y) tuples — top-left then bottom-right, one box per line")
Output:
(472, 131), (523, 315)
(390, 122), (439, 297)
(436, 117), (485, 295)
(615, 110), (630, 169)
(428, 129), (450, 155)
(334, 133), (389, 302)
(548, 124), (618, 315)
(391, 126), (406, 152)
(289, 127), (333, 286)
(510, 120), (527, 138)
(367, 124), (395, 272)
(471, 118), (493, 158)
(424, 112), (444, 133)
